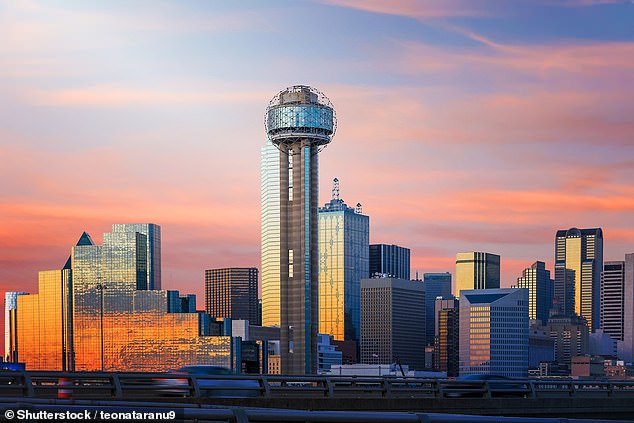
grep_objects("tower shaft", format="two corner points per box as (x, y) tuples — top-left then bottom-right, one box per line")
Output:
(279, 141), (319, 375)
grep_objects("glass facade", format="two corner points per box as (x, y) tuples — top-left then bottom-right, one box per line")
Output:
(434, 298), (459, 377)
(205, 268), (259, 324)
(318, 191), (369, 342)
(369, 244), (410, 279)
(554, 228), (603, 331)
(459, 288), (529, 377)
(260, 140), (280, 327)
(423, 273), (452, 346)
(112, 224), (161, 290)
(267, 105), (334, 135)
(4, 292), (28, 362)
(512, 261), (553, 324)
(455, 252), (500, 297)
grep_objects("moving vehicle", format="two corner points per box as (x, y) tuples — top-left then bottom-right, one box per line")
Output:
(154, 366), (260, 398)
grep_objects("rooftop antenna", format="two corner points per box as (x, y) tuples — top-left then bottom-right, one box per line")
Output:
(332, 178), (340, 201)
(355, 203), (362, 214)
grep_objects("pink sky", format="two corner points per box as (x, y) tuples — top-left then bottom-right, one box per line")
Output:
(1, 0), (633, 352)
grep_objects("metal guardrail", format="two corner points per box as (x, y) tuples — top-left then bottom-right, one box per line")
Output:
(2, 371), (634, 400)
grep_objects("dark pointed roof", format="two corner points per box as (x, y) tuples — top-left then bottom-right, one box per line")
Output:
(62, 232), (95, 269)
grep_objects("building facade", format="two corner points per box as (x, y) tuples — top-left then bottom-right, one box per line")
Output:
(601, 261), (625, 343)
(205, 268), (259, 324)
(434, 297), (459, 377)
(512, 261), (553, 324)
(455, 252), (500, 297)
(619, 254), (634, 361)
(265, 85), (336, 374)
(360, 278), (425, 370)
(260, 139), (281, 327)
(541, 315), (589, 369)
(111, 224), (161, 290)
(423, 272), (453, 346)
(554, 228), (603, 331)
(318, 179), (369, 342)
(369, 244), (410, 279)
(4, 292), (28, 362)
(459, 288), (529, 377)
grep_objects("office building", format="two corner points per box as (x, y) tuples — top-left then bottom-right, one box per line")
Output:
(205, 268), (259, 324)
(434, 298), (459, 377)
(369, 244), (410, 279)
(459, 288), (529, 377)
(317, 334), (343, 374)
(360, 278), (425, 370)
(167, 291), (197, 313)
(4, 292), (28, 362)
(15, 226), (235, 372)
(260, 139), (280, 327)
(455, 252), (500, 297)
(619, 254), (634, 361)
(540, 315), (589, 369)
(423, 273), (452, 346)
(601, 261), (625, 343)
(265, 85), (336, 374)
(112, 224), (161, 290)
(318, 178), (369, 342)
(554, 228), (603, 331)
(512, 261), (553, 324)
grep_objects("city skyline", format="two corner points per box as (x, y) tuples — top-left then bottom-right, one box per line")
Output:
(1, 0), (633, 354)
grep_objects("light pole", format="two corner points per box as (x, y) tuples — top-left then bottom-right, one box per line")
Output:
(96, 284), (106, 372)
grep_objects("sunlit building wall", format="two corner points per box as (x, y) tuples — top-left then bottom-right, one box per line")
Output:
(512, 261), (553, 324)
(16, 270), (72, 370)
(112, 224), (161, 290)
(260, 140), (280, 327)
(423, 272), (453, 346)
(4, 292), (28, 362)
(455, 252), (500, 297)
(318, 184), (369, 342)
(434, 297), (459, 377)
(205, 268), (259, 324)
(554, 228), (603, 331)
(459, 288), (529, 377)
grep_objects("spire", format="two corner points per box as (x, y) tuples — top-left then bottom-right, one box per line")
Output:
(62, 231), (95, 269)
(332, 177), (339, 201)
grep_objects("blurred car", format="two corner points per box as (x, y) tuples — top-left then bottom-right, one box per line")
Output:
(443, 374), (530, 398)
(154, 366), (260, 398)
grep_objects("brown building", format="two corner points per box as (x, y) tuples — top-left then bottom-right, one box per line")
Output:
(205, 268), (259, 325)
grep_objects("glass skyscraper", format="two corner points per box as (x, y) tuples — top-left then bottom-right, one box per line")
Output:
(4, 292), (28, 362)
(205, 268), (259, 325)
(318, 180), (369, 342)
(112, 224), (161, 290)
(455, 252), (500, 297)
(512, 261), (553, 324)
(260, 140), (280, 327)
(554, 228), (603, 331)
(422, 272), (453, 346)
(369, 244), (410, 279)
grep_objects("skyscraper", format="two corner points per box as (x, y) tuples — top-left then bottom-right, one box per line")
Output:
(459, 288), (529, 377)
(455, 252), (500, 297)
(4, 292), (28, 362)
(434, 297), (459, 377)
(318, 178), (369, 342)
(554, 228), (603, 331)
(512, 261), (553, 324)
(205, 268), (259, 324)
(618, 254), (634, 361)
(360, 278), (425, 369)
(369, 244), (410, 279)
(112, 224), (161, 290)
(265, 85), (336, 374)
(260, 139), (281, 327)
(601, 261), (625, 343)
(422, 272), (452, 346)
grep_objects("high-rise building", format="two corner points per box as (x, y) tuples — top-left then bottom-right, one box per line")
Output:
(554, 228), (603, 331)
(15, 226), (234, 372)
(434, 297), (459, 377)
(619, 254), (634, 362)
(512, 261), (553, 324)
(459, 288), (529, 377)
(4, 292), (28, 362)
(265, 85), (336, 375)
(260, 139), (280, 327)
(112, 224), (161, 290)
(205, 268), (259, 325)
(601, 261), (625, 343)
(455, 252), (500, 297)
(422, 272), (452, 346)
(369, 244), (410, 279)
(318, 178), (369, 342)
(540, 315), (589, 369)
(360, 278), (425, 370)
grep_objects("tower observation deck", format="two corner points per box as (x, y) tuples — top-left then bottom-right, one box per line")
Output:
(265, 85), (336, 375)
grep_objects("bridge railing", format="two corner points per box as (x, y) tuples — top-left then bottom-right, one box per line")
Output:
(3, 371), (634, 401)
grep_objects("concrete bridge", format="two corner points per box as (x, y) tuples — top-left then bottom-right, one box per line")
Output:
(1, 371), (633, 421)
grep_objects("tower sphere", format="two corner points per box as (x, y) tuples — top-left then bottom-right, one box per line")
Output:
(265, 85), (337, 149)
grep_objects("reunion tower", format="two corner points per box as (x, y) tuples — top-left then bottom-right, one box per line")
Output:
(265, 85), (336, 374)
